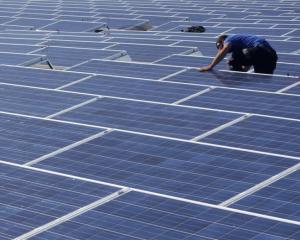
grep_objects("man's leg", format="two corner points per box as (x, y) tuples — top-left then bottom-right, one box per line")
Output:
(227, 51), (250, 72)
(247, 46), (278, 74)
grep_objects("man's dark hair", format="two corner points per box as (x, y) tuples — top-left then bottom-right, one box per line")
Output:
(217, 35), (228, 43)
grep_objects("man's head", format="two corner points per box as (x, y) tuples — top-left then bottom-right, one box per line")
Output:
(216, 35), (228, 50)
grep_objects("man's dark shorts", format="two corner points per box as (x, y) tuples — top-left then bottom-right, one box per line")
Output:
(228, 45), (278, 74)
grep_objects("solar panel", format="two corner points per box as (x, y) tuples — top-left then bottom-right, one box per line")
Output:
(0, 52), (45, 66)
(0, 65), (89, 88)
(69, 60), (185, 79)
(201, 115), (300, 157)
(104, 37), (177, 46)
(0, 84), (94, 116)
(39, 20), (105, 32)
(106, 43), (197, 62)
(0, 114), (104, 164)
(231, 170), (300, 221)
(285, 84), (300, 95)
(34, 130), (297, 203)
(0, 163), (119, 239)
(5, 18), (55, 29)
(42, 39), (113, 49)
(0, 43), (42, 54)
(225, 27), (293, 36)
(0, 37), (43, 45)
(31, 191), (300, 239)
(54, 97), (240, 139)
(33, 46), (126, 68)
(181, 88), (300, 119)
(167, 68), (300, 91)
(63, 74), (208, 103)
(0, 1), (300, 239)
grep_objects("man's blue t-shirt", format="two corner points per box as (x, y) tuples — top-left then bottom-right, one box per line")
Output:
(224, 34), (270, 52)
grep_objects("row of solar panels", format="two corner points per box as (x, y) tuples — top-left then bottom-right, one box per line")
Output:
(0, 1), (299, 239)
(0, 30), (299, 76)
(0, 63), (299, 154)
(2, 160), (299, 240)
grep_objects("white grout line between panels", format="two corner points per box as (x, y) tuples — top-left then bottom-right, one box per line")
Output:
(24, 129), (113, 167)
(55, 75), (95, 90)
(171, 86), (215, 105)
(191, 114), (252, 141)
(45, 97), (100, 119)
(219, 162), (300, 207)
(14, 188), (131, 240)
(0, 160), (299, 227)
(158, 68), (190, 81)
(276, 79), (300, 93)
(0, 110), (300, 161)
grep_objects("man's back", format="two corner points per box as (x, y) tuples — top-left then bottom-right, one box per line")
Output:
(225, 34), (270, 52)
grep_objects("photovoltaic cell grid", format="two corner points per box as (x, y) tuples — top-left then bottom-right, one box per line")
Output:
(232, 170), (300, 222)
(32, 192), (300, 240)
(0, 163), (120, 239)
(34, 130), (297, 204)
(0, 0), (299, 239)
(0, 114), (104, 164)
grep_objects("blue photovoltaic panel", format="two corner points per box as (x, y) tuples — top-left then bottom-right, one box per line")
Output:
(5, 18), (55, 28)
(107, 43), (196, 62)
(105, 37), (177, 46)
(156, 54), (226, 68)
(0, 84), (94, 117)
(275, 63), (300, 77)
(232, 170), (300, 221)
(35, 130), (297, 204)
(0, 43), (41, 54)
(40, 20), (105, 32)
(173, 41), (219, 56)
(0, 65), (90, 88)
(278, 53), (300, 63)
(55, 15), (99, 22)
(0, 163), (119, 239)
(182, 88), (300, 119)
(166, 68), (300, 91)
(202, 115), (300, 157)
(56, 11), (97, 18)
(286, 84), (300, 95)
(286, 29), (300, 37)
(43, 40), (113, 49)
(0, 38), (43, 45)
(33, 191), (300, 240)
(99, 18), (149, 30)
(33, 46), (124, 67)
(0, 114), (102, 164)
(167, 25), (232, 34)
(268, 40), (300, 54)
(69, 60), (185, 80)
(55, 97), (240, 139)
(152, 21), (218, 31)
(0, 52), (44, 66)
(173, 13), (224, 22)
(225, 27), (293, 36)
(17, 9), (57, 15)
(14, 13), (57, 20)
(106, 32), (164, 39)
(47, 35), (104, 42)
(136, 15), (187, 26)
(0, 32), (48, 39)
(216, 22), (275, 28)
(205, 18), (260, 24)
(64, 75), (207, 103)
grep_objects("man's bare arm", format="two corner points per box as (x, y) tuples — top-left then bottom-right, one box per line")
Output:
(199, 44), (231, 72)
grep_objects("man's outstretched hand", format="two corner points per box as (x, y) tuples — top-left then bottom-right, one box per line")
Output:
(198, 65), (213, 72)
